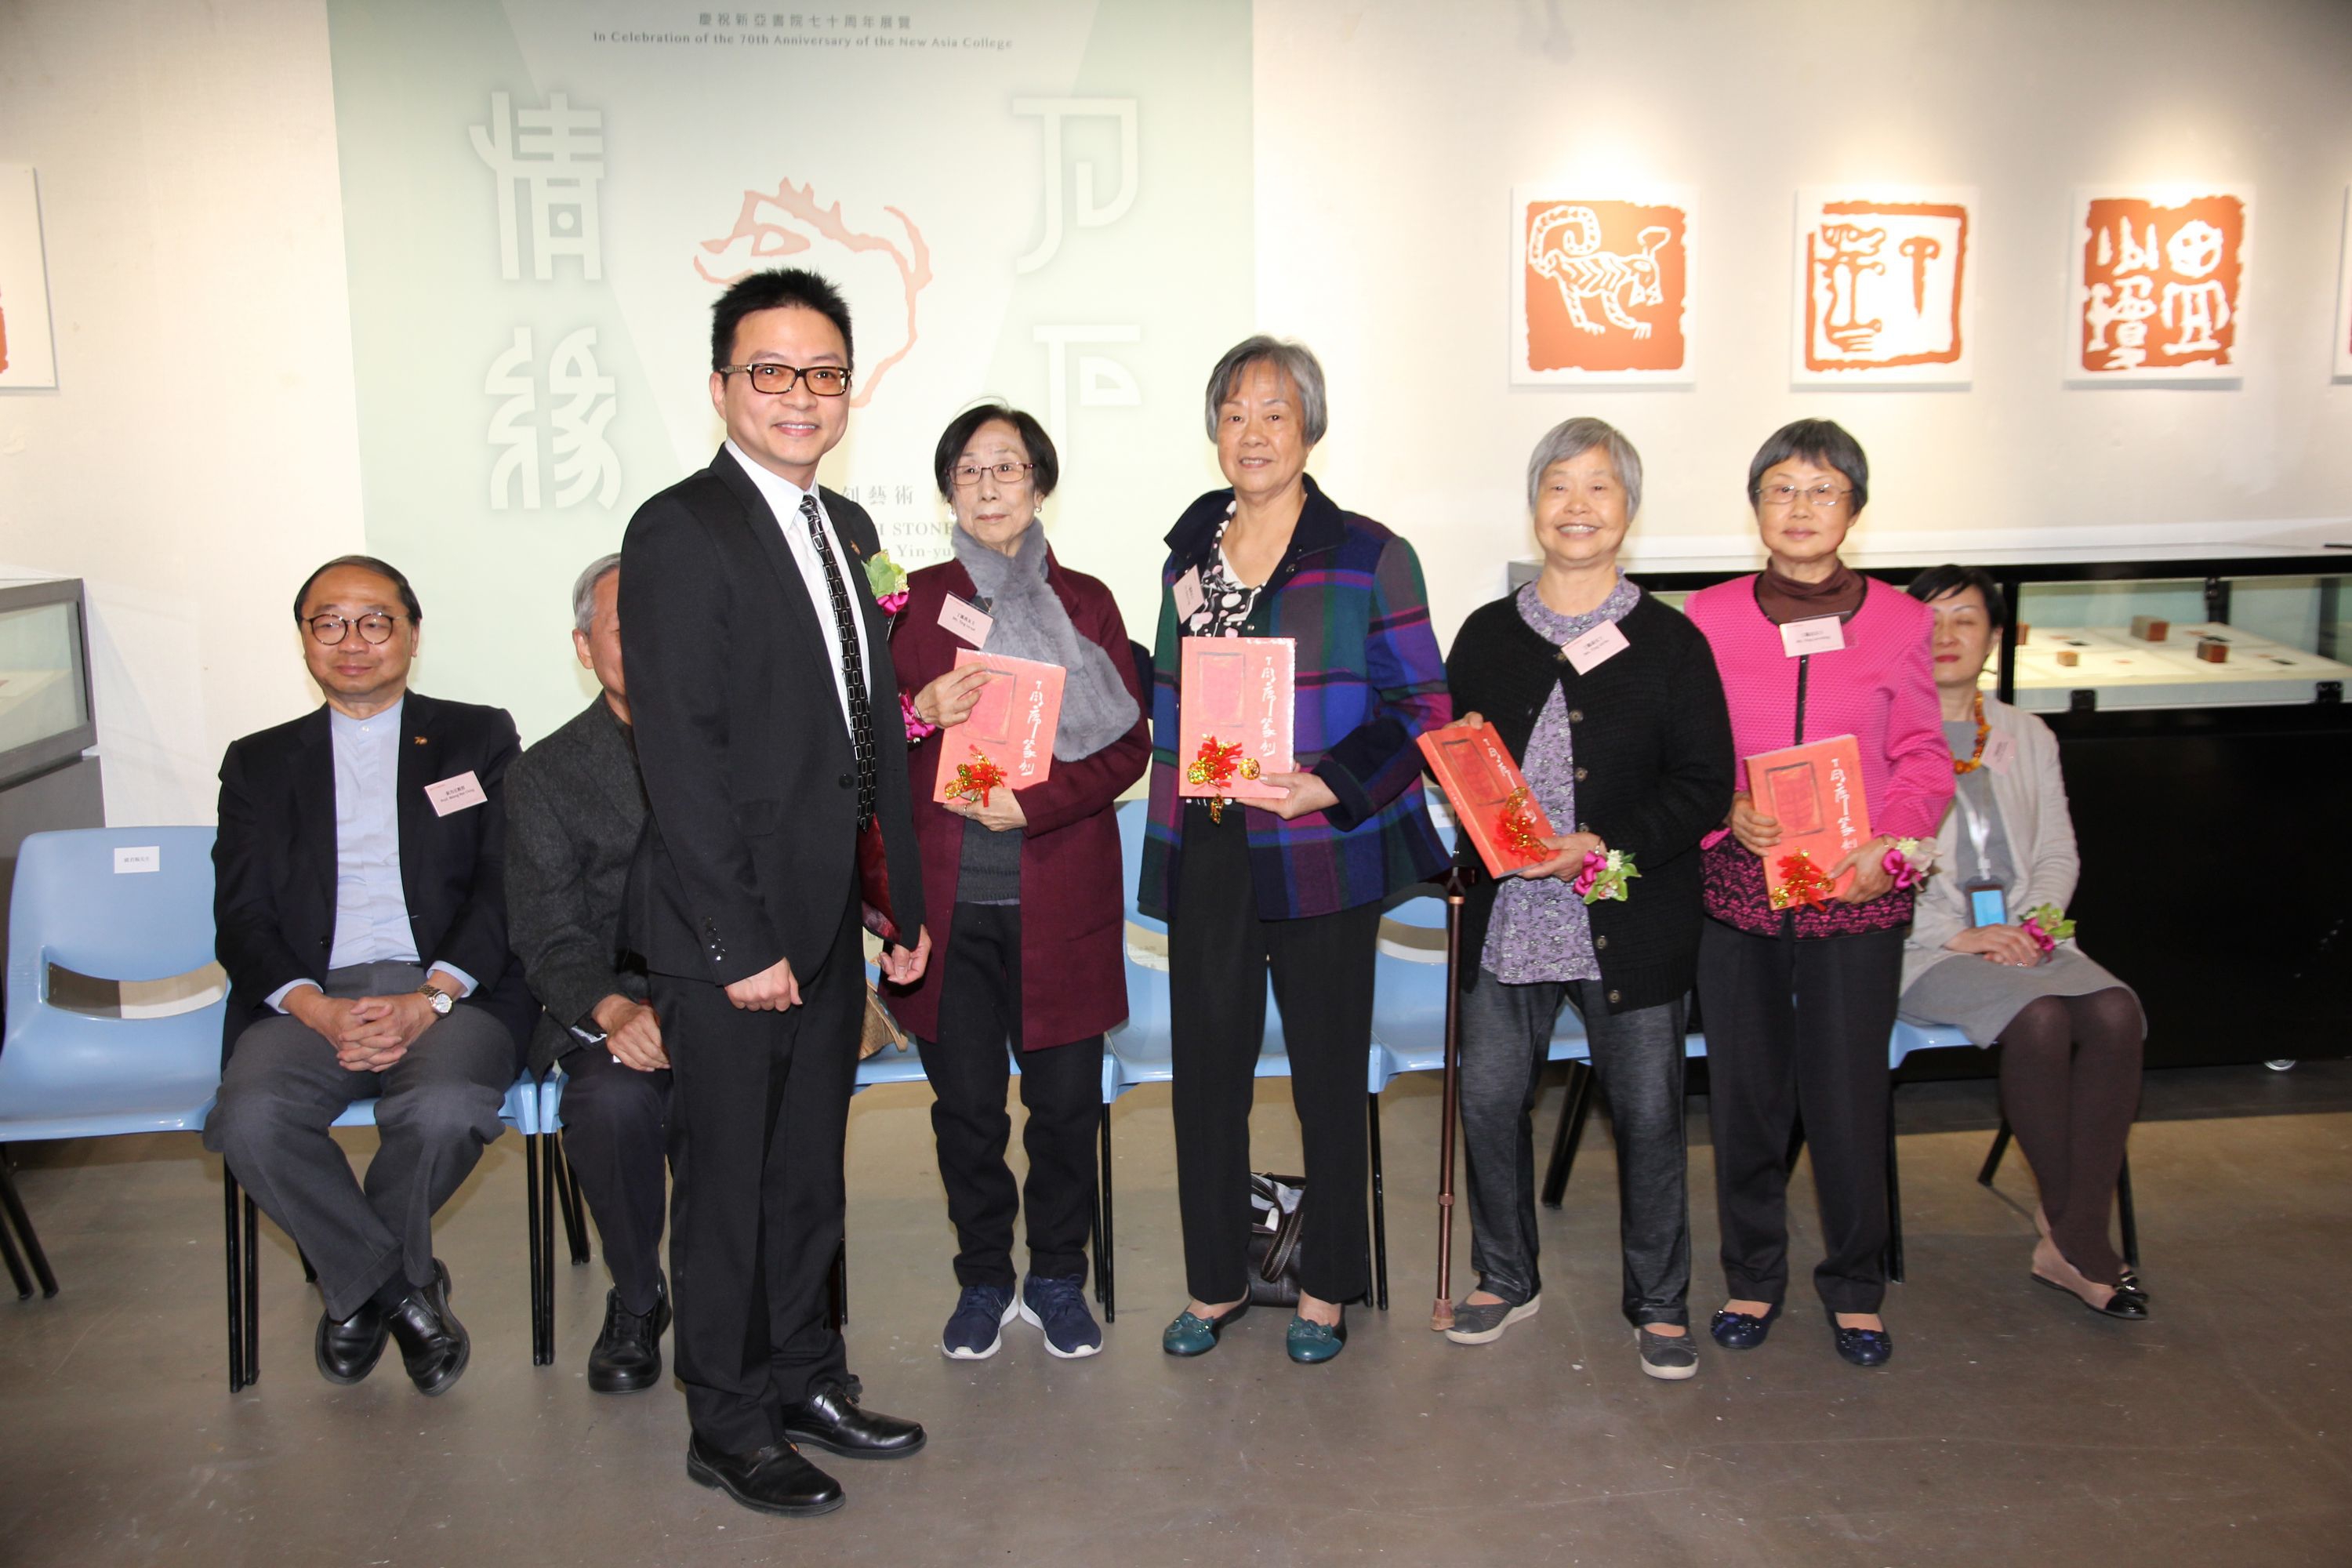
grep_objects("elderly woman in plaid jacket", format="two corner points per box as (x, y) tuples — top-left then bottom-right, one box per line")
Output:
(1139, 336), (1451, 1367)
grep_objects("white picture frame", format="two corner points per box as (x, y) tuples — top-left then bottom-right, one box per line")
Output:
(0, 165), (57, 390)
(1788, 186), (1977, 388)
(1508, 187), (1696, 387)
(2065, 184), (2252, 386)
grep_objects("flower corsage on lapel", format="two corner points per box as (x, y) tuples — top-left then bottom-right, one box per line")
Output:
(862, 547), (909, 617)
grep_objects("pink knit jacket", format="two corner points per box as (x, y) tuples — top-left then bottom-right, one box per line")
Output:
(1686, 574), (1953, 935)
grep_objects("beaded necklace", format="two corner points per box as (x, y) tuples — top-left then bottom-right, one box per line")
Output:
(1951, 689), (1991, 775)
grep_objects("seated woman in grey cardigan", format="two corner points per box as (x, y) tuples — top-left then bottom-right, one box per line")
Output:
(1900, 565), (2148, 1322)
(1438, 418), (1733, 1378)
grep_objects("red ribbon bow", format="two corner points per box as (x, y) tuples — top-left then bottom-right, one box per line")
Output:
(1771, 849), (1835, 911)
(943, 748), (1007, 808)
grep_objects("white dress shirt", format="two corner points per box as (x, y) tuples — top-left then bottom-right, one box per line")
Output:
(722, 440), (873, 738)
(264, 695), (477, 1011)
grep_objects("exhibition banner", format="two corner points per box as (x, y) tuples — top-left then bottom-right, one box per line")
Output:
(324, 0), (1253, 739)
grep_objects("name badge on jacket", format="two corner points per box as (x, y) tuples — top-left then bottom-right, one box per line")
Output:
(1563, 620), (1628, 674)
(1780, 615), (1846, 657)
(938, 594), (993, 647)
(425, 771), (488, 817)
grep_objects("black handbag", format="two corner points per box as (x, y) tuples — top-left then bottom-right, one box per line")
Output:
(1246, 1172), (1307, 1307)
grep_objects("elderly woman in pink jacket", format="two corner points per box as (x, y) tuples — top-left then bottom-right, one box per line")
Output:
(1684, 420), (1952, 1370)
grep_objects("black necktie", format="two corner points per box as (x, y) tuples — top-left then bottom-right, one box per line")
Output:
(800, 494), (877, 830)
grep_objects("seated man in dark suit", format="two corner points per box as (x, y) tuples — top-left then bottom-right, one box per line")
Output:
(203, 555), (532, 1396)
(503, 552), (673, 1394)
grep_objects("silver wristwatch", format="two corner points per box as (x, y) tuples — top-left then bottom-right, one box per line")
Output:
(418, 983), (455, 1017)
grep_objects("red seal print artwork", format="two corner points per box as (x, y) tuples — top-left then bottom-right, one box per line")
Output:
(1512, 191), (1692, 385)
(2071, 188), (2252, 381)
(1792, 188), (1975, 386)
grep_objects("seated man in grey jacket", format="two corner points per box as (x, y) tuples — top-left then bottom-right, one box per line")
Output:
(504, 554), (673, 1392)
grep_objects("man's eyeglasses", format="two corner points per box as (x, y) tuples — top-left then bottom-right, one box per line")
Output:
(1757, 482), (1853, 512)
(307, 612), (405, 646)
(950, 461), (1036, 488)
(719, 363), (853, 397)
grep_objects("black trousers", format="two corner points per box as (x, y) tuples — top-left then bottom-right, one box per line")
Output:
(1169, 807), (1378, 1307)
(1697, 918), (1905, 1316)
(554, 1040), (671, 1314)
(916, 902), (1103, 1290)
(655, 887), (862, 1454)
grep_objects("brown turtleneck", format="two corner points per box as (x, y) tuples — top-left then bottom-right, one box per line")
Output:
(1754, 560), (1865, 625)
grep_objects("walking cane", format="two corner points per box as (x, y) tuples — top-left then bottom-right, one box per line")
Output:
(1430, 863), (1476, 1331)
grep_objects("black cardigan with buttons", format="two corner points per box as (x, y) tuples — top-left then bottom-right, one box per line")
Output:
(1441, 588), (1735, 1013)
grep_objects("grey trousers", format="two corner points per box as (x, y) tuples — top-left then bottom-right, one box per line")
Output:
(1458, 970), (1692, 1327)
(202, 962), (514, 1320)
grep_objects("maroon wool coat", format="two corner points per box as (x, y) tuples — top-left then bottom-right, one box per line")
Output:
(886, 548), (1149, 1050)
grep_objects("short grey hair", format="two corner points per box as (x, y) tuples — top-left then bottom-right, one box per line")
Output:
(1202, 335), (1329, 446)
(571, 552), (622, 637)
(1526, 417), (1643, 517)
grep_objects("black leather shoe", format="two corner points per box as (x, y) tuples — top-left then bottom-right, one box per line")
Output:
(1708, 1301), (1781, 1350)
(2033, 1270), (2150, 1320)
(315, 1297), (389, 1385)
(686, 1434), (844, 1517)
(587, 1276), (672, 1393)
(779, 1381), (926, 1460)
(1828, 1311), (1894, 1367)
(384, 1258), (470, 1396)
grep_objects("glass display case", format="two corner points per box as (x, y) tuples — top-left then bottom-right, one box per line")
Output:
(1507, 548), (2350, 1070)
(0, 579), (96, 789)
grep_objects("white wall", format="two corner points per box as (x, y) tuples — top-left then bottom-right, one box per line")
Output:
(1254, 0), (2352, 630)
(0, 1), (365, 826)
(5, 0), (2351, 829)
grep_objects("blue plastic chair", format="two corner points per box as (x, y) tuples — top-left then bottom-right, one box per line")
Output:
(0, 827), (227, 1301)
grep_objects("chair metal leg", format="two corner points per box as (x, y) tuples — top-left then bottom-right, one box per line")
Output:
(223, 1169), (245, 1392)
(553, 1134), (590, 1265)
(1883, 1096), (1905, 1286)
(0, 1163), (57, 1298)
(538, 1126), (557, 1362)
(2117, 1152), (2140, 1272)
(1095, 1105), (1116, 1323)
(1540, 1062), (1596, 1209)
(1977, 1119), (2013, 1187)
(525, 1133), (550, 1367)
(0, 1204), (30, 1300)
(1367, 1093), (1388, 1312)
(241, 1193), (260, 1378)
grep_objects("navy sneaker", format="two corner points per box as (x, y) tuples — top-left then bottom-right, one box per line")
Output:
(941, 1284), (1018, 1360)
(1018, 1274), (1103, 1359)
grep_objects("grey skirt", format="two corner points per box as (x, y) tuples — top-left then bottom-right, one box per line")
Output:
(1896, 946), (2134, 1047)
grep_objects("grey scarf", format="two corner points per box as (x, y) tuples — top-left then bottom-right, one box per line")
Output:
(953, 522), (1139, 760)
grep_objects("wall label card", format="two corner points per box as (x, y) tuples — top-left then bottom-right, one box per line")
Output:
(112, 846), (161, 875)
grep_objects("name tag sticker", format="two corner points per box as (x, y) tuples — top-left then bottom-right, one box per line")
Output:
(425, 771), (488, 817)
(113, 846), (160, 875)
(1981, 728), (2018, 775)
(938, 594), (993, 647)
(1563, 620), (1629, 674)
(1780, 615), (1846, 657)
(1173, 567), (1207, 622)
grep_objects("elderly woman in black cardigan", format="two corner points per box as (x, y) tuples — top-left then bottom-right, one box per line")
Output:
(1439, 418), (1733, 1380)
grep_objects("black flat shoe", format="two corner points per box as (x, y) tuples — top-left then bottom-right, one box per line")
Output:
(385, 1258), (470, 1396)
(1828, 1312), (1893, 1367)
(2033, 1270), (2148, 1320)
(315, 1297), (389, 1385)
(2115, 1271), (2150, 1305)
(687, 1434), (844, 1517)
(587, 1276), (672, 1394)
(780, 1381), (926, 1460)
(1708, 1302), (1781, 1350)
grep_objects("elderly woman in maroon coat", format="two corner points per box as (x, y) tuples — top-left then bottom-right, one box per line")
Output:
(891, 402), (1149, 1363)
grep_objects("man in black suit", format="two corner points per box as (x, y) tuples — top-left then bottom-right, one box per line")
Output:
(503, 551), (673, 1394)
(620, 267), (930, 1518)
(203, 556), (533, 1396)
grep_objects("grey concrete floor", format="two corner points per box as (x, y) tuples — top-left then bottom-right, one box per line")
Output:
(2, 1061), (2349, 1567)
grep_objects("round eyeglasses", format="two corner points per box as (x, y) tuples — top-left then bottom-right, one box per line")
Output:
(718, 363), (852, 397)
(307, 612), (404, 646)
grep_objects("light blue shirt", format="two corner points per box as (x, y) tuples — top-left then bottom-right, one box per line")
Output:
(264, 695), (476, 1011)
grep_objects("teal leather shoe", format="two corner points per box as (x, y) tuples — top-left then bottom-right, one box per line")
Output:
(1285, 1312), (1347, 1364)
(1162, 1300), (1247, 1357)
